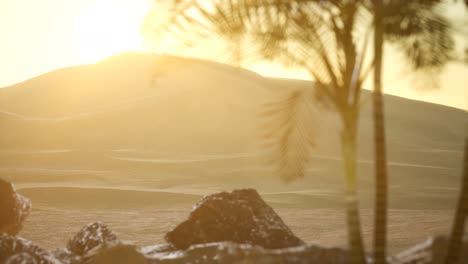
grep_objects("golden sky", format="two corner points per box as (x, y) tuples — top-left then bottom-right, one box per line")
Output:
(0, 0), (467, 110)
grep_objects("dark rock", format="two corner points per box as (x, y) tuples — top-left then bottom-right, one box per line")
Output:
(62, 222), (146, 264)
(393, 235), (468, 264)
(84, 243), (147, 264)
(67, 222), (120, 256)
(5, 252), (62, 264)
(165, 189), (305, 250)
(5, 252), (40, 264)
(0, 178), (32, 235)
(52, 242), (146, 264)
(143, 242), (349, 264)
(0, 234), (60, 264)
(52, 248), (82, 264)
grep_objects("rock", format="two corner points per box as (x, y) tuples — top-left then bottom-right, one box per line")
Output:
(5, 252), (40, 264)
(62, 222), (146, 264)
(67, 222), (120, 256)
(140, 243), (177, 257)
(143, 242), (349, 264)
(165, 189), (305, 249)
(84, 243), (147, 264)
(52, 248), (82, 264)
(393, 235), (468, 264)
(0, 178), (32, 235)
(0, 234), (60, 264)
(5, 252), (62, 264)
(53, 243), (147, 264)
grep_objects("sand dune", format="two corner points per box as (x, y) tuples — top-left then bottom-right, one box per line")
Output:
(15, 185), (458, 211)
(111, 152), (262, 163)
(18, 186), (202, 209)
(0, 52), (465, 256)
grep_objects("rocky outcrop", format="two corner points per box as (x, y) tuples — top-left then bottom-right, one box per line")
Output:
(52, 243), (146, 264)
(2, 187), (466, 264)
(0, 234), (60, 264)
(165, 189), (305, 250)
(67, 222), (120, 256)
(5, 252), (63, 264)
(142, 242), (348, 264)
(0, 178), (32, 236)
(84, 243), (147, 264)
(51, 221), (147, 264)
(51, 248), (82, 264)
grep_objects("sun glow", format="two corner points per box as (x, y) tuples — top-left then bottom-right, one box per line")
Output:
(72, 0), (152, 63)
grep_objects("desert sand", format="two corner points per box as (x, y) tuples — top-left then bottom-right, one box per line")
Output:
(1, 52), (466, 255)
(20, 199), (455, 255)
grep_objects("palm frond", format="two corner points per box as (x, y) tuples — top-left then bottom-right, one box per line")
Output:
(382, 1), (455, 72)
(148, 0), (373, 182)
(260, 89), (318, 182)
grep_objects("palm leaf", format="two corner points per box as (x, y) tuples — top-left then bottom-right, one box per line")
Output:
(260, 89), (318, 182)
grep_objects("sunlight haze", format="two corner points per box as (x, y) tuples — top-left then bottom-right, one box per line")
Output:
(72, 0), (151, 62)
(0, 1), (467, 260)
(0, 0), (467, 110)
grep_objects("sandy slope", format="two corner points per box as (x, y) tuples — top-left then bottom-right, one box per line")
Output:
(0, 53), (465, 199)
(0, 52), (466, 256)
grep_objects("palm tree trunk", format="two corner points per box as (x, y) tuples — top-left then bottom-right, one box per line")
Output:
(372, 1), (388, 263)
(341, 119), (367, 264)
(444, 137), (468, 264)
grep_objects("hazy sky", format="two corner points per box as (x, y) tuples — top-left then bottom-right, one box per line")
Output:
(0, 0), (467, 110)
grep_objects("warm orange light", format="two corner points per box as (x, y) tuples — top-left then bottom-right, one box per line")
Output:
(72, 0), (152, 63)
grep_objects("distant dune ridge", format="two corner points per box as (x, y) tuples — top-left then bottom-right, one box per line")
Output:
(0, 51), (466, 209)
(0, 52), (466, 253)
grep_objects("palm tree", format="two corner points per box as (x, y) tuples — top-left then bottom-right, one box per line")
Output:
(445, 3), (468, 261)
(371, 1), (455, 262)
(151, 2), (371, 262)
(147, 1), (457, 263)
(444, 137), (468, 264)
(371, 2), (387, 263)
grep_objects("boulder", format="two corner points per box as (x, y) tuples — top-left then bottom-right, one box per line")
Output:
(52, 247), (82, 264)
(5, 252), (40, 264)
(0, 178), (32, 235)
(67, 222), (120, 256)
(84, 243), (147, 264)
(5, 252), (62, 264)
(53, 243), (147, 264)
(165, 189), (305, 249)
(0, 234), (60, 264)
(58, 221), (147, 264)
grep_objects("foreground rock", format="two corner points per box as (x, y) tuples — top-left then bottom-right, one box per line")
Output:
(67, 222), (120, 256)
(166, 188), (305, 249)
(0, 178), (32, 236)
(0, 221), (132, 264)
(3, 221), (467, 264)
(393, 235), (468, 264)
(53, 221), (147, 264)
(2, 186), (467, 264)
(0, 234), (60, 264)
(85, 243), (147, 264)
(142, 242), (348, 264)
